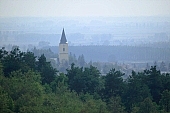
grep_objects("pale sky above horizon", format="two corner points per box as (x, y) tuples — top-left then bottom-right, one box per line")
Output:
(0, 0), (170, 17)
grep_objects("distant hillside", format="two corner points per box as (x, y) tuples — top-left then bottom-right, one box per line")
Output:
(47, 45), (170, 63)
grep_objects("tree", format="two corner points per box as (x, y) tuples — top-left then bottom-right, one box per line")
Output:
(0, 61), (3, 76)
(2, 47), (24, 76)
(160, 61), (167, 72)
(146, 63), (150, 70)
(69, 52), (78, 65)
(66, 64), (103, 95)
(66, 63), (84, 94)
(0, 86), (14, 113)
(0, 47), (8, 60)
(0, 70), (44, 112)
(78, 54), (86, 67)
(37, 54), (57, 84)
(81, 98), (108, 113)
(107, 96), (126, 113)
(50, 73), (68, 94)
(104, 69), (125, 100)
(83, 65), (103, 95)
(154, 61), (159, 70)
(160, 90), (170, 112)
(123, 70), (151, 112)
(146, 66), (163, 104)
(0, 47), (38, 76)
(161, 73), (170, 92)
(138, 97), (159, 113)
(92, 62), (102, 72)
(22, 51), (36, 70)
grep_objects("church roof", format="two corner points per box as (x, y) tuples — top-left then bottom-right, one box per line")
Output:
(60, 28), (67, 44)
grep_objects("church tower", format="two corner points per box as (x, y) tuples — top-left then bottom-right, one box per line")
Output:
(59, 28), (69, 64)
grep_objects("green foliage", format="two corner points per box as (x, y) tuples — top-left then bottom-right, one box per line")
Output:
(0, 47), (8, 60)
(0, 47), (57, 84)
(50, 73), (68, 93)
(104, 69), (125, 99)
(161, 73), (170, 92)
(22, 51), (36, 70)
(0, 61), (3, 76)
(81, 99), (109, 113)
(0, 47), (37, 76)
(107, 96), (126, 113)
(0, 86), (14, 113)
(66, 63), (103, 95)
(2, 48), (23, 76)
(1, 47), (170, 113)
(160, 90), (170, 112)
(146, 66), (163, 103)
(42, 91), (84, 113)
(66, 63), (84, 93)
(8, 70), (43, 112)
(138, 97), (159, 113)
(123, 70), (151, 112)
(37, 54), (57, 84)
(31, 47), (57, 59)
(0, 70), (44, 112)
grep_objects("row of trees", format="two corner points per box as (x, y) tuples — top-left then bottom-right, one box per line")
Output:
(30, 47), (170, 74)
(0, 47), (170, 113)
(30, 47), (87, 72)
(64, 45), (170, 62)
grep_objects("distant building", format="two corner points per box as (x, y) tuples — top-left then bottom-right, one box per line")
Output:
(59, 28), (69, 64)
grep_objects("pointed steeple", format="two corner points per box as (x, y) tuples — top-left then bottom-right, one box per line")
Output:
(60, 28), (67, 44)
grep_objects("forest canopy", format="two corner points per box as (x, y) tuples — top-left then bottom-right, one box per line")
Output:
(0, 47), (170, 113)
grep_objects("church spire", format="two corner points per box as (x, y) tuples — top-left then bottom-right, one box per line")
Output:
(60, 28), (67, 44)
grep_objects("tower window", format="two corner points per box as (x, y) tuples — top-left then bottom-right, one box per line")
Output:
(63, 48), (65, 51)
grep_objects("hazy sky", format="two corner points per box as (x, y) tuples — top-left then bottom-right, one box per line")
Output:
(0, 0), (170, 17)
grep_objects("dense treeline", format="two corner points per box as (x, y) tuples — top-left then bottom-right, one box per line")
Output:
(0, 47), (170, 113)
(48, 45), (170, 62)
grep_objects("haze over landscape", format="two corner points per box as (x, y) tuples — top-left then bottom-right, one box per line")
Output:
(0, 0), (170, 64)
(1, 0), (170, 113)
(1, 0), (170, 17)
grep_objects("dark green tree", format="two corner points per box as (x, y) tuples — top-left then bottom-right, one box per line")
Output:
(123, 71), (151, 112)
(66, 63), (84, 94)
(0, 86), (14, 113)
(66, 64), (103, 95)
(83, 65), (103, 95)
(0, 70), (44, 112)
(138, 97), (159, 113)
(0, 47), (38, 75)
(2, 48), (23, 76)
(104, 69), (125, 100)
(146, 66), (163, 104)
(107, 96), (126, 113)
(37, 54), (57, 84)
(160, 90), (170, 112)
(0, 62), (14, 112)
(161, 73), (170, 92)
(22, 51), (36, 70)
(50, 73), (68, 94)
(81, 98), (108, 113)
(0, 47), (8, 60)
